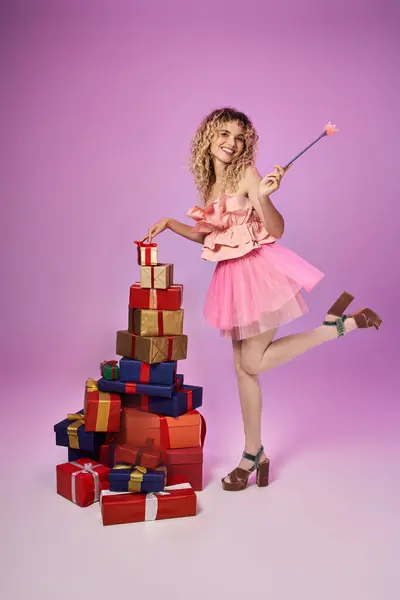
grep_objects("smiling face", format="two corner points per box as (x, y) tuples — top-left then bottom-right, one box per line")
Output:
(209, 120), (245, 165)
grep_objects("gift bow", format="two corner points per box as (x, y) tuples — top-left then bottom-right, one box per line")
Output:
(86, 378), (98, 392)
(134, 240), (157, 248)
(112, 463), (167, 492)
(113, 464), (148, 480)
(70, 461), (102, 504)
(67, 413), (85, 424)
(100, 360), (118, 370)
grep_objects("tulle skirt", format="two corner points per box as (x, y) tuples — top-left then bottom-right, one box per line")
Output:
(203, 243), (324, 340)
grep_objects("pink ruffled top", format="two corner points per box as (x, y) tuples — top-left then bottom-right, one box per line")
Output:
(187, 195), (276, 262)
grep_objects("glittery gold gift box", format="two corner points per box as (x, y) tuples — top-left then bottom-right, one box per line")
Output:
(140, 264), (174, 290)
(128, 308), (184, 336)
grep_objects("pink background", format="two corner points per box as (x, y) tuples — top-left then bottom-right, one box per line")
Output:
(2, 1), (399, 598)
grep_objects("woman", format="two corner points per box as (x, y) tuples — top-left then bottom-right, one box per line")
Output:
(140, 107), (382, 492)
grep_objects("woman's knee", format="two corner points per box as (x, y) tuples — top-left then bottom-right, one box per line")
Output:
(239, 352), (261, 376)
(234, 359), (251, 378)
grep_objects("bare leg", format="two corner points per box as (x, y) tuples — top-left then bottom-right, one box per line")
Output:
(223, 332), (277, 484)
(241, 314), (358, 376)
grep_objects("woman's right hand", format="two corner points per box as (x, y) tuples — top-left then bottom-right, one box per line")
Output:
(139, 218), (170, 243)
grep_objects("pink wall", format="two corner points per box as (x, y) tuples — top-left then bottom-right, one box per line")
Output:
(2, 1), (398, 461)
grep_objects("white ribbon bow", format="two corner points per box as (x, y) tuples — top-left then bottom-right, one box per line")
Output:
(70, 461), (102, 504)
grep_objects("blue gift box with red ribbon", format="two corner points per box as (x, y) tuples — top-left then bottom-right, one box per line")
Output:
(97, 373), (184, 398)
(119, 358), (177, 385)
(121, 384), (202, 417)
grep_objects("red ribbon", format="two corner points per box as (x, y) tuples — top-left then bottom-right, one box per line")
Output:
(145, 247), (152, 265)
(150, 266), (155, 288)
(167, 336), (173, 360)
(125, 383), (137, 394)
(140, 395), (149, 411)
(160, 416), (171, 451)
(182, 389), (193, 412)
(140, 363), (150, 383)
(200, 413), (207, 449)
(158, 311), (164, 335)
(175, 377), (181, 391)
(134, 241), (157, 248)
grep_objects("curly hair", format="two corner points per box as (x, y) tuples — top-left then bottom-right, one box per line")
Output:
(189, 107), (259, 203)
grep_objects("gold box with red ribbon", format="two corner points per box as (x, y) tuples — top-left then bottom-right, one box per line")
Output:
(116, 330), (188, 364)
(129, 308), (184, 337)
(84, 378), (121, 432)
(134, 241), (158, 266)
(140, 263), (174, 289)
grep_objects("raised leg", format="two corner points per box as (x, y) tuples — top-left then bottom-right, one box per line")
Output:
(241, 317), (357, 376)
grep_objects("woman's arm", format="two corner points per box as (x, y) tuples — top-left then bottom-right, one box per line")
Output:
(167, 218), (206, 244)
(244, 166), (285, 239)
(140, 217), (206, 244)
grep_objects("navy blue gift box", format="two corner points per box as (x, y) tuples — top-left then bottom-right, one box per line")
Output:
(54, 410), (106, 453)
(108, 464), (167, 493)
(119, 358), (177, 385)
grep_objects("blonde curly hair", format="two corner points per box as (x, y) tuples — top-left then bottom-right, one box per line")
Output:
(189, 108), (259, 203)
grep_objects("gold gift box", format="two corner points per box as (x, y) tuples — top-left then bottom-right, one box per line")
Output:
(116, 330), (188, 364)
(129, 308), (184, 336)
(140, 264), (174, 290)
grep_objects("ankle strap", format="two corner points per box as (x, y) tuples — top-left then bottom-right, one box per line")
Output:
(242, 446), (264, 468)
(323, 315), (349, 337)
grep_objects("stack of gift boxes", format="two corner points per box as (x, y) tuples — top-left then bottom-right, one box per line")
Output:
(54, 241), (206, 525)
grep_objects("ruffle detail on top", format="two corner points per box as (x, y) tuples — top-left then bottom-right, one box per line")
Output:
(187, 195), (276, 262)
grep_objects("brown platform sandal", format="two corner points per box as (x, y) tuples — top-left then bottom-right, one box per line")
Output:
(323, 290), (383, 336)
(221, 446), (270, 491)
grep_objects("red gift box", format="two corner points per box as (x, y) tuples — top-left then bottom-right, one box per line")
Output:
(84, 378), (121, 432)
(129, 283), (183, 310)
(56, 458), (110, 507)
(165, 447), (204, 491)
(100, 476), (197, 525)
(114, 443), (162, 469)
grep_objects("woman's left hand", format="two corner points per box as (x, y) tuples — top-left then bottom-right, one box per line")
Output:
(258, 164), (289, 199)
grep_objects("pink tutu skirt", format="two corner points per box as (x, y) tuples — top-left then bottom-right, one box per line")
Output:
(203, 244), (324, 340)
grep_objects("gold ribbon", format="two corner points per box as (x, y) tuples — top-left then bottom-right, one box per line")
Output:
(67, 413), (85, 449)
(95, 392), (112, 431)
(84, 378), (111, 431)
(112, 464), (167, 493)
(149, 288), (157, 309)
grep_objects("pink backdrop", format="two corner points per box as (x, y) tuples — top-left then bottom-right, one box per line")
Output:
(2, 0), (398, 467)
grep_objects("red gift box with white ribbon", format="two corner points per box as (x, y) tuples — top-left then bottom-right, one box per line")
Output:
(56, 458), (110, 507)
(100, 476), (196, 525)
